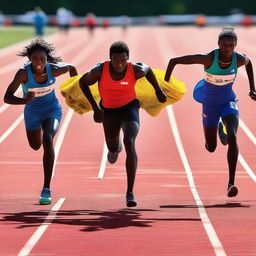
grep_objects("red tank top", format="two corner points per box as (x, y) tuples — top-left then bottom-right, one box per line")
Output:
(99, 61), (136, 108)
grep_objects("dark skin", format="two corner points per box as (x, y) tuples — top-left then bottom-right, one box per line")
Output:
(4, 49), (78, 188)
(165, 37), (256, 187)
(80, 52), (166, 193)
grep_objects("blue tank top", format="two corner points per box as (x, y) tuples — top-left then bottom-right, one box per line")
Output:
(22, 63), (59, 110)
(194, 49), (238, 105)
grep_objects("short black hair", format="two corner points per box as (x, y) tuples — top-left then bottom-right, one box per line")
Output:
(18, 38), (62, 63)
(218, 25), (237, 42)
(109, 41), (129, 58)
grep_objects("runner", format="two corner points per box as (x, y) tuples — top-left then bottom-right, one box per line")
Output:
(4, 38), (78, 204)
(79, 41), (167, 207)
(165, 25), (256, 197)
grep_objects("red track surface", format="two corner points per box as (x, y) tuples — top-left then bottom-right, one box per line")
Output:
(0, 26), (255, 256)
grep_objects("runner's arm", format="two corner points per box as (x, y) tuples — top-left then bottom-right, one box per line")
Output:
(164, 54), (211, 82)
(79, 65), (103, 122)
(4, 69), (35, 105)
(51, 63), (78, 77)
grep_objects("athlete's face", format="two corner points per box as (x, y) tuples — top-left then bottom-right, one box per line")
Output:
(29, 50), (47, 73)
(110, 52), (129, 73)
(218, 38), (237, 59)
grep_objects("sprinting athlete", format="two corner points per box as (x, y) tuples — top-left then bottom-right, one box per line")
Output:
(79, 41), (167, 207)
(165, 26), (256, 197)
(4, 38), (78, 204)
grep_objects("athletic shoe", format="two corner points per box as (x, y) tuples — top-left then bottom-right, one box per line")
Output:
(227, 184), (238, 197)
(39, 188), (52, 205)
(126, 192), (137, 207)
(107, 143), (122, 164)
(218, 121), (228, 145)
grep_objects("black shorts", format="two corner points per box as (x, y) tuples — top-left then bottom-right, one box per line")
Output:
(100, 99), (140, 125)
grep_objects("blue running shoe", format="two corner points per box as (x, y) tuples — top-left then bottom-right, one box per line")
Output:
(39, 188), (52, 205)
(218, 121), (228, 145)
(107, 143), (122, 164)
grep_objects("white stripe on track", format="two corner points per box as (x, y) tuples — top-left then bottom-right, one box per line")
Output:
(238, 154), (256, 183)
(0, 113), (23, 143)
(167, 107), (227, 256)
(17, 198), (65, 256)
(52, 109), (73, 176)
(239, 118), (256, 145)
(98, 142), (108, 179)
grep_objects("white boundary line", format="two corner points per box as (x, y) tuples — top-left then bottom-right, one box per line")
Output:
(98, 142), (108, 179)
(238, 154), (256, 183)
(52, 109), (73, 176)
(239, 118), (256, 145)
(17, 198), (65, 256)
(167, 106), (227, 256)
(0, 113), (23, 143)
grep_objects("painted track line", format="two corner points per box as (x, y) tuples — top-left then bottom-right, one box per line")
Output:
(238, 154), (256, 183)
(98, 142), (108, 179)
(17, 198), (65, 256)
(0, 113), (23, 143)
(52, 108), (73, 176)
(167, 106), (227, 256)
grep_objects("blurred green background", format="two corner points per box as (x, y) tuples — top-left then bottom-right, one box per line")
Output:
(1, 0), (255, 15)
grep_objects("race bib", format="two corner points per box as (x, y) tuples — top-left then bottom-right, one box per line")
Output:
(204, 72), (236, 86)
(28, 84), (54, 97)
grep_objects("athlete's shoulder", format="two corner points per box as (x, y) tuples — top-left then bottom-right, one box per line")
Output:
(92, 62), (104, 71)
(133, 62), (149, 74)
(235, 52), (250, 66)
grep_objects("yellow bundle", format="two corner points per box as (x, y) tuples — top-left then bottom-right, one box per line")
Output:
(60, 69), (186, 116)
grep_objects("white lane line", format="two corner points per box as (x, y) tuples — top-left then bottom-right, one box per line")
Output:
(0, 103), (10, 113)
(98, 142), (108, 179)
(238, 154), (256, 183)
(239, 118), (256, 145)
(17, 198), (65, 256)
(167, 105), (227, 256)
(0, 87), (23, 114)
(52, 109), (73, 176)
(0, 114), (23, 143)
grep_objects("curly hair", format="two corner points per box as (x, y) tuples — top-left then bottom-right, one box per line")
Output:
(18, 38), (62, 63)
(109, 41), (129, 58)
(218, 25), (237, 42)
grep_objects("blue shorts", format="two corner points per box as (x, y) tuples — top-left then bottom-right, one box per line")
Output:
(202, 100), (239, 128)
(24, 104), (62, 131)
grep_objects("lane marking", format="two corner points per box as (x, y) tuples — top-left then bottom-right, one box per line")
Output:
(0, 114), (23, 143)
(98, 142), (108, 179)
(17, 198), (65, 256)
(238, 154), (256, 183)
(52, 109), (73, 176)
(167, 106), (227, 256)
(239, 118), (256, 145)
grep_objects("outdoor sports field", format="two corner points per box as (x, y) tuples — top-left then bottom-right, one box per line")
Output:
(0, 26), (256, 256)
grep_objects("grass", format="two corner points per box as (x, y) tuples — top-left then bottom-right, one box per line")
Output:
(0, 26), (57, 48)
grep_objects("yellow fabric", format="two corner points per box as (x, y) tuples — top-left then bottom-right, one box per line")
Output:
(60, 69), (186, 116)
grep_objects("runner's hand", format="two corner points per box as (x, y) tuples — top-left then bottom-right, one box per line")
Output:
(93, 108), (103, 123)
(249, 90), (256, 101)
(25, 91), (35, 104)
(156, 90), (167, 103)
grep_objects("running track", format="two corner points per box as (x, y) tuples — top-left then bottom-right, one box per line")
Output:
(0, 26), (255, 256)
